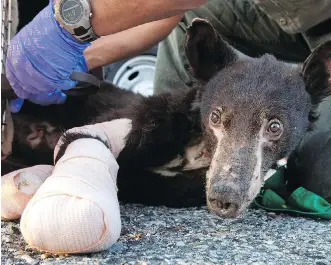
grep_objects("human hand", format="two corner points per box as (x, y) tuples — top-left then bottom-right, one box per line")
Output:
(6, 1), (91, 111)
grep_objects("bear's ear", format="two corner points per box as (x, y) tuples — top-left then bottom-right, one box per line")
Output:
(302, 40), (331, 104)
(184, 18), (238, 82)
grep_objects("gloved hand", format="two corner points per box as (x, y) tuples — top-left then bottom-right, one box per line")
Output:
(6, 1), (91, 112)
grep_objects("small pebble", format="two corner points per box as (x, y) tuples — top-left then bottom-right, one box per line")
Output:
(176, 241), (186, 247)
(110, 243), (124, 252)
(8, 224), (20, 235)
(14, 250), (24, 256)
(267, 212), (276, 217)
(40, 253), (51, 260)
(24, 245), (35, 251)
(2, 236), (11, 243)
(266, 212), (282, 219)
(21, 254), (39, 265)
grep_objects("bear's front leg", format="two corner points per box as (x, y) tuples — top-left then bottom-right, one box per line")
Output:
(116, 88), (202, 169)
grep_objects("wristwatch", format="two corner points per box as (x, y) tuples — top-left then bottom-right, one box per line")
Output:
(53, 0), (99, 43)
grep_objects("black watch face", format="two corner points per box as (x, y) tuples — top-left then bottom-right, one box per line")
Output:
(60, 0), (84, 24)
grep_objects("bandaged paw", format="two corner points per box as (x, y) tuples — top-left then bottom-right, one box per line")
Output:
(1, 165), (53, 220)
(20, 119), (132, 254)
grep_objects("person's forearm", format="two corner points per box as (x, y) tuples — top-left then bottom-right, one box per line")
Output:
(84, 14), (182, 70)
(90, 0), (206, 36)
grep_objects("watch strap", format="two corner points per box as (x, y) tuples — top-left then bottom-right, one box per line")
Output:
(72, 23), (98, 43)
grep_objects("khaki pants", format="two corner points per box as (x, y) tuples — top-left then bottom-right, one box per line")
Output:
(154, 0), (311, 94)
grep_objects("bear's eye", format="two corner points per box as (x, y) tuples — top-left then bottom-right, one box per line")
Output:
(266, 119), (283, 140)
(210, 109), (222, 125)
(269, 122), (280, 133)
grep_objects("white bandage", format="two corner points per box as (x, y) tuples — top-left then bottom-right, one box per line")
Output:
(54, 119), (132, 160)
(1, 165), (54, 220)
(20, 119), (132, 254)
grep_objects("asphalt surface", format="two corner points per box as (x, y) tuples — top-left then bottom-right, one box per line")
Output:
(1, 204), (331, 265)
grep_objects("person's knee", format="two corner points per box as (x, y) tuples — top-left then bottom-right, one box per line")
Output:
(286, 130), (331, 202)
(154, 21), (193, 94)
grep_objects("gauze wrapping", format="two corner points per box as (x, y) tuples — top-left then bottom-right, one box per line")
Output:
(19, 119), (132, 254)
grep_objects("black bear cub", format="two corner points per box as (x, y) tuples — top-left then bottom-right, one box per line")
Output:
(2, 19), (331, 218)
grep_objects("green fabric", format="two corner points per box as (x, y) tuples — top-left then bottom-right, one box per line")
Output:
(253, 167), (331, 220)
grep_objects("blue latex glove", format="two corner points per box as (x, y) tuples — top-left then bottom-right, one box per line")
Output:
(6, 1), (91, 112)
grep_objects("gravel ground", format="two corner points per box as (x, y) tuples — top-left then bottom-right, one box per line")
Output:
(2, 204), (331, 265)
